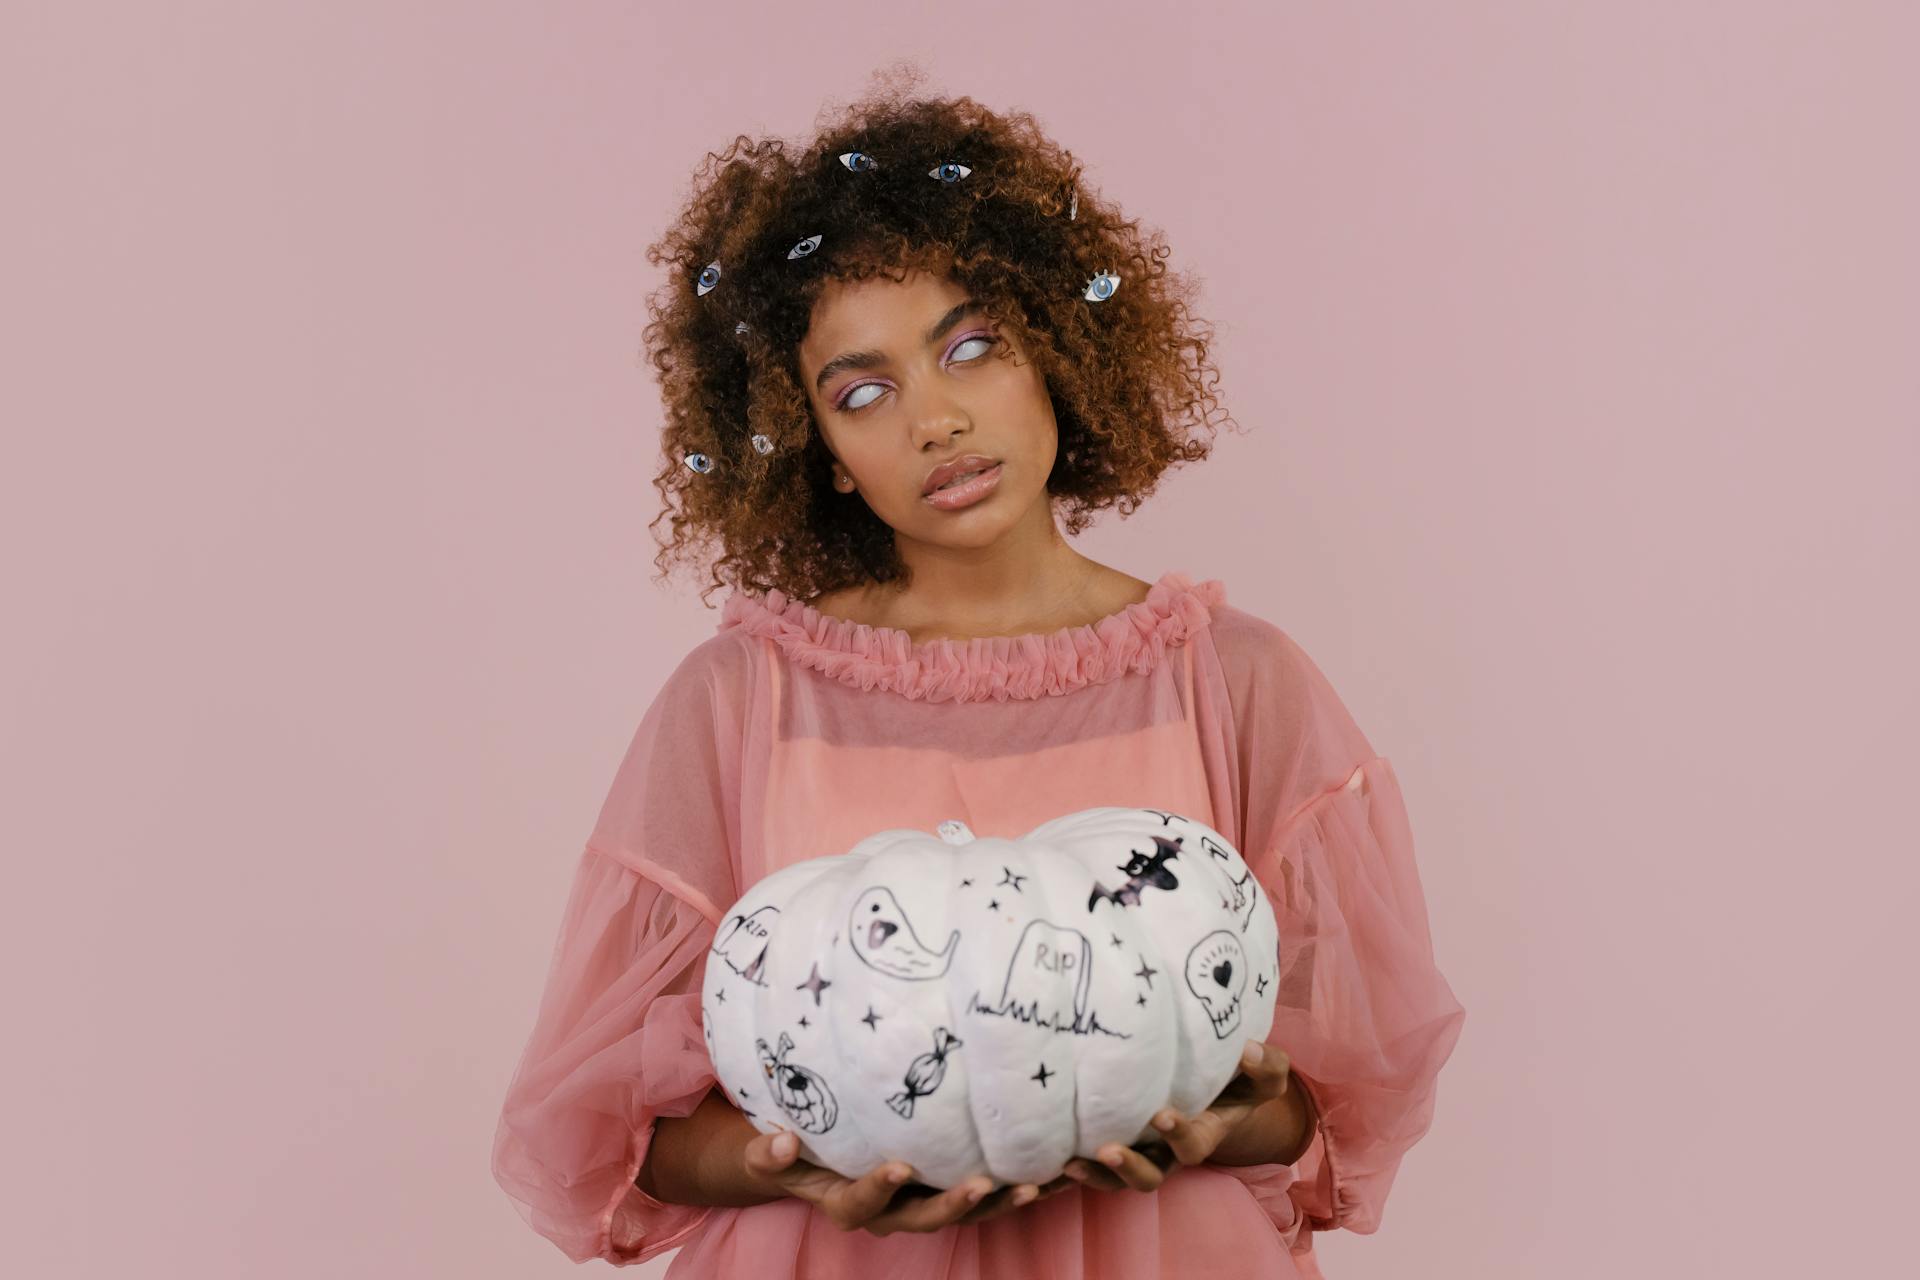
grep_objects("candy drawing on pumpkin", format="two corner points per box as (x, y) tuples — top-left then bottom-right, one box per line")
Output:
(711, 904), (778, 986)
(965, 917), (1132, 1039)
(1185, 930), (1249, 1039)
(1087, 835), (1185, 910)
(757, 1031), (840, 1134)
(886, 1026), (963, 1118)
(847, 885), (959, 980)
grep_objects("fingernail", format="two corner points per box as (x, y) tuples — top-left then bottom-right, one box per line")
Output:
(1100, 1149), (1123, 1168)
(1242, 1042), (1264, 1066)
(1013, 1185), (1037, 1205)
(1153, 1113), (1176, 1132)
(888, 1165), (910, 1184)
(968, 1182), (990, 1203)
(773, 1133), (797, 1157)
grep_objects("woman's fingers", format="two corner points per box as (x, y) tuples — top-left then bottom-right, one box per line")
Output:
(1153, 1105), (1243, 1165)
(863, 1175), (997, 1235)
(826, 1160), (915, 1225)
(1072, 1143), (1167, 1192)
(1062, 1158), (1126, 1192)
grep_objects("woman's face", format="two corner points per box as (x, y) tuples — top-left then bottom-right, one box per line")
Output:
(797, 270), (1058, 550)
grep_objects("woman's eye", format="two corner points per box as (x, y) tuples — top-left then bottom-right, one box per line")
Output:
(836, 336), (996, 413)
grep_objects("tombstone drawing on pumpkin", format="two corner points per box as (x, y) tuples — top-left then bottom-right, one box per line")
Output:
(964, 916), (1131, 1039)
(711, 904), (779, 985)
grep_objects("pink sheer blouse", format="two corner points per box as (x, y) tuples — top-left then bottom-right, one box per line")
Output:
(491, 569), (1466, 1278)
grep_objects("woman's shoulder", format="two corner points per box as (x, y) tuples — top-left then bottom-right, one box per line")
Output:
(1202, 595), (1300, 666)
(1199, 598), (1348, 726)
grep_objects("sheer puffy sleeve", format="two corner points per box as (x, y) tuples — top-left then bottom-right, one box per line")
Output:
(491, 637), (746, 1266)
(1210, 611), (1467, 1245)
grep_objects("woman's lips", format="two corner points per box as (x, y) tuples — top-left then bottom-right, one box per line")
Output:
(922, 461), (1004, 510)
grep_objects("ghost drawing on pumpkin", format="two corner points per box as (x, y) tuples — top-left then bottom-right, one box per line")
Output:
(848, 885), (958, 979)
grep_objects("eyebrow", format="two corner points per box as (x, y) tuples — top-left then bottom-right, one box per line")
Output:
(812, 298), (983, 396)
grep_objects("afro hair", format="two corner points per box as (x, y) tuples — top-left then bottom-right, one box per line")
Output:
(640, 67), (1238, 606)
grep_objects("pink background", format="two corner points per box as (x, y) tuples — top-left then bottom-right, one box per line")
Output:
(6, 2), (1913, 1276)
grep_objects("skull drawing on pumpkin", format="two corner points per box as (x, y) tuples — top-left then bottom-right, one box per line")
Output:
(1185, 930), (1248, 1039)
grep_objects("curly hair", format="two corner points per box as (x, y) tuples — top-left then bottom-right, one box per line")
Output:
(640, 67), (1238, 607)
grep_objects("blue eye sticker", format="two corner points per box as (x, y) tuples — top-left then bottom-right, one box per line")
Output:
(838, 151), (877, 171)
(683, 451), (715, 474)
(787, 234), (823, 260)
(696, 260), (722, 295)
(929, 162), (971, 183)
(1082, 269), (1120, 302)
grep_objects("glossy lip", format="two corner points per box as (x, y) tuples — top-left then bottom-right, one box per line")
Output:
(922, 454), (1001, 495)
(921, 461), (1003, 509)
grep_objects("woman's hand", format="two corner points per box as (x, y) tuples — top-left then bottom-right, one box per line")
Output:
(742, 1128), (1075, 1235)
(1062, 1040), (1295, 1193)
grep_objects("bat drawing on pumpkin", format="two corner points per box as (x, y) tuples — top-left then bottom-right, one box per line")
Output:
(1087, 835), (1184, 911)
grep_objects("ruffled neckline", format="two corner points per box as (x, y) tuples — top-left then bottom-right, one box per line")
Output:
(715, 568), (1228, 703)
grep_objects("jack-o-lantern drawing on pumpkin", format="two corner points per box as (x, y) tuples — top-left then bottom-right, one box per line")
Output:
(757, 1031), (839, 1134)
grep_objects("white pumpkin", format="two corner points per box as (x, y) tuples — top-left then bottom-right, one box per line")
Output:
(699, 806), (1280, 1190)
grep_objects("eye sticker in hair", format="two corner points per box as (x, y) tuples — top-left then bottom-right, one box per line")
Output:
(929, 162), (971, 183)
(1069, 188), (1078, 220)
(838, 151), (877, 172)
(696, 260), (722, 295)
(1082, 269), (1120, 302)
(787, 234), (823, 260)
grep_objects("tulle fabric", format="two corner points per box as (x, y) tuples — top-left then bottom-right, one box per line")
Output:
(490, 851), (721, 1263)
(491, 569), (1466, 1275)
(717, 568), (1225, 703)
(491, 640), (743, 1264)
(1194, 608), (1471, 1247)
